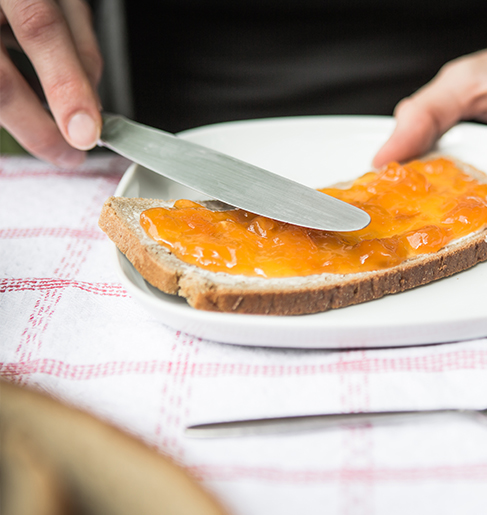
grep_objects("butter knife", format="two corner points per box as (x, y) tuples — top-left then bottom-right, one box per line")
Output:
(98, 113), (370, 231)
(185, 409), (487, 438)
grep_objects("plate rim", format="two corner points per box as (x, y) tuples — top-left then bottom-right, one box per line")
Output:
(111, 115), (487, 348)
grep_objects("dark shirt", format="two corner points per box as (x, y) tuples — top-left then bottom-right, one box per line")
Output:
(124, 1), (487, 132)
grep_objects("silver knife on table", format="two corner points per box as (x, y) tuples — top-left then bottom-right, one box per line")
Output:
(185, 409), (487, 438)
(98, 113), (370, 232)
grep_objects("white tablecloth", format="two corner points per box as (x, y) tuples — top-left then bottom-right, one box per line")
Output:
(1, 154), (487, 514)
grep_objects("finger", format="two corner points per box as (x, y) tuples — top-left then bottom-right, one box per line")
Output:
(3, 0), (101, 150)
(0, 41), (86, 167)
(373, 52), (487, 168)
(372, 75), (464, 168)
(372, 97), (443, 168)
(0, 22), (22, 51)
(0, 41), (86, 166)
(58, 0), (103, 91)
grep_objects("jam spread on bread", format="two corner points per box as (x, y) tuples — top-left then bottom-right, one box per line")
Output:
(139, 158), (487, 277)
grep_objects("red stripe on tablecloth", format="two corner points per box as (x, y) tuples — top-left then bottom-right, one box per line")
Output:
(0, 360), (174, 380)
(2, 350), (487, 380)
(0, 227), (105, 240)
(156, 332), (199, 459)
(0, 278), (127, 297)
(339, 351), (373, 514)
(189, 463), (487, 483)
(196, 351), (487, 374)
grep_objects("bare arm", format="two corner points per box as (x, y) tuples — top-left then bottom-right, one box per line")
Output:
(373, 49), (487, 168)
(0, 0), (102, 167)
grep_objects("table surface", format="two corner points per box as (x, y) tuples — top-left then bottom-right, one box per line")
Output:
(1, 154), (487, 515)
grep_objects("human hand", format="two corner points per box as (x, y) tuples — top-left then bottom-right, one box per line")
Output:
(373, 49), (487, 168)
(0, 0), (102, 167)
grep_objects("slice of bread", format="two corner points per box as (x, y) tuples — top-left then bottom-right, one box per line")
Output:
(99, 158), (487, 315)
(0, 380), (228, 515)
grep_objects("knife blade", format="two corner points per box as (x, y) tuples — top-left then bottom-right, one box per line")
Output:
(98, 113), (370, 232)
(184, 409), (487, 438)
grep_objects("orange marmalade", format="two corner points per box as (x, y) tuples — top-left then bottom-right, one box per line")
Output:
(139, 158), (487, 277)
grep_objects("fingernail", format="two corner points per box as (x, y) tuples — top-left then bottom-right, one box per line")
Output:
(67, 112), (99, 150)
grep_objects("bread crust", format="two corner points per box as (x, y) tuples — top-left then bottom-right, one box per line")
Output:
(99, 156), (487, 315)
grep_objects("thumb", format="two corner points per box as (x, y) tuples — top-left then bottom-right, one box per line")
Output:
(372, 98), (443, 168)
(373, 51), (487, 168)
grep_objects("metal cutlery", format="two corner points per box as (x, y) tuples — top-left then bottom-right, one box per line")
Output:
(185, 409), (487, 438)
(99, 113), (370, 232)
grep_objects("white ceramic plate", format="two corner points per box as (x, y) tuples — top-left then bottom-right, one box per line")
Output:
(112, 115), (487, 348)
